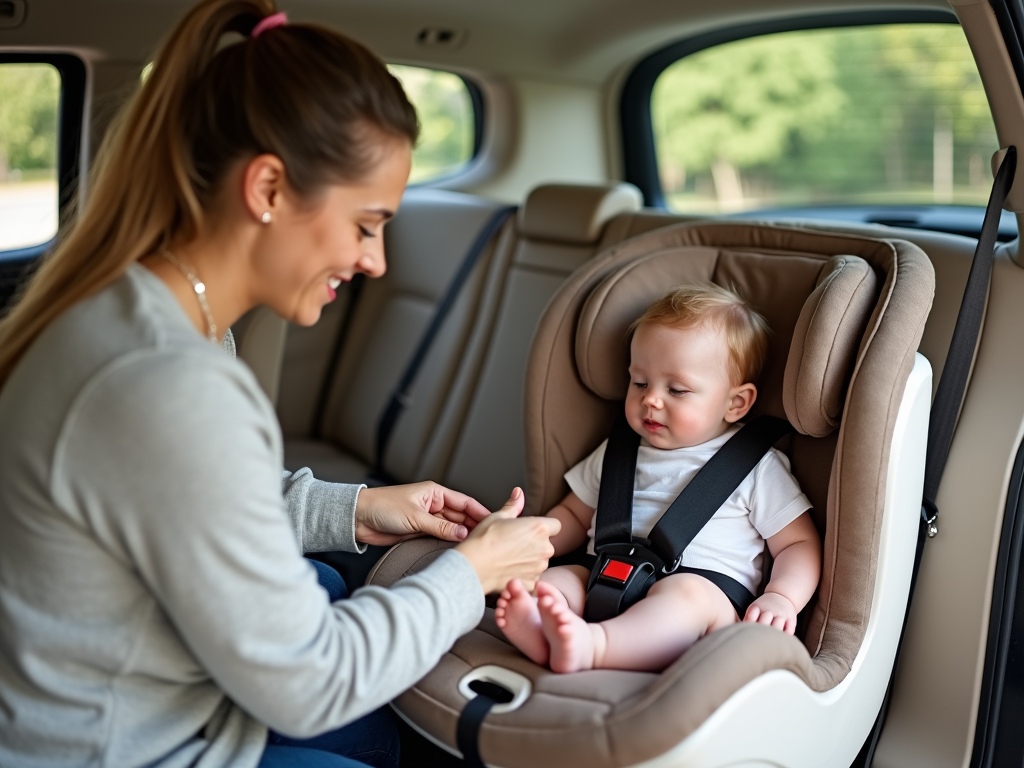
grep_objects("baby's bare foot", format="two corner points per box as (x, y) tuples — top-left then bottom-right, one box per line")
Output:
(537, 582), (600, 673)
(495, 579), (548, 665)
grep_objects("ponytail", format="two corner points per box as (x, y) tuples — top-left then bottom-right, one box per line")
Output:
(0, 0), (418, 389)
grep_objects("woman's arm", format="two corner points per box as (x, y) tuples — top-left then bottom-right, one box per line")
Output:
(58, 352), (549, 738)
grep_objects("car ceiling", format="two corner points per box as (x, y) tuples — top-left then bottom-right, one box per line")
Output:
(9, 0), (953, 83)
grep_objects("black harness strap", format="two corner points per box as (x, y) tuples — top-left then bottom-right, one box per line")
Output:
(585, 414), (793, 623)
(456, 681), (514, 768)
(371, 206), (515, 483)
(855, 146), (1017, 767)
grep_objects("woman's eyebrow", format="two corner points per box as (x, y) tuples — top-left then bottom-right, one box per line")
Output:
(362, 208), (395, 220)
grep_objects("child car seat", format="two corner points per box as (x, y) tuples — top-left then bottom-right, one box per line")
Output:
(366, 221), (935, 768)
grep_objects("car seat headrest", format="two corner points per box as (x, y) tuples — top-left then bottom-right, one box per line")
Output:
(519, 183), (643, 244)
(784, 255), (879, 437)
(574, 250), (877, 437)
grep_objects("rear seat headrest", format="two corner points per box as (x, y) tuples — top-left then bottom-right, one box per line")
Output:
(575, 251), (878, 437)
(519, 183), (643, 244)
(783, 255), (878, 437)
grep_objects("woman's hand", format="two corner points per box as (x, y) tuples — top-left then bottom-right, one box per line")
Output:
(354, 481), (492, 546)
(456, 488), (561, 594)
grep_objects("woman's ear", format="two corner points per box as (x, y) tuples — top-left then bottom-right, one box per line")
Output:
(725, 382), (757, 423)
(241, 154), (287, 224)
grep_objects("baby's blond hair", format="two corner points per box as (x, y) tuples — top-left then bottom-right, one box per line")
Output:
(629, 284), (770, 385)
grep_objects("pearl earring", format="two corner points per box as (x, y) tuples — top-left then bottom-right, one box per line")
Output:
(261, 212), (272, 224)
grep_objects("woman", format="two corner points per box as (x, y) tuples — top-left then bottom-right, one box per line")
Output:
(0, 1), (559, 766)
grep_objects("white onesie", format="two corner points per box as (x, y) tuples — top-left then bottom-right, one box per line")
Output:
(564, 425), (812, 594)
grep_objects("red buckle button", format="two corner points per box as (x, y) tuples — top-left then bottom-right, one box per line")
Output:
(601, 559), (634, 582)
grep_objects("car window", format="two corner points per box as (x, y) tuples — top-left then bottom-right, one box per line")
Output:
(651, 24), (997, 214)
(389, 64), (476, 184)
(0, 62), (61, 252)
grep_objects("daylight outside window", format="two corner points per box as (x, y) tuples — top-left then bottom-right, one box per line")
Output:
(0, 63), (60, 252)
(651, 24), (998, 214)
(389, 64), (475, 184)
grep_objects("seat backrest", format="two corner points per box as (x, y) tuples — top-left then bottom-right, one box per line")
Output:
(433, 183), (642, 508)
(524, 221), (934, 684)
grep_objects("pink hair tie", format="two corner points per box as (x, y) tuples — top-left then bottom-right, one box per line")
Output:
(251, 11), (288, 38)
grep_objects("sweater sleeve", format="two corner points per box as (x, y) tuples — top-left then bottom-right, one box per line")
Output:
(281, 470), (367, 554)
(53, 350), (484, 738)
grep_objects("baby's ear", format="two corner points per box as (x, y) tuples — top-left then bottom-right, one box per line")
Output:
(726, 383), (758, 423)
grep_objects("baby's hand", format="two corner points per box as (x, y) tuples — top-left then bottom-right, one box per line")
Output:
(744, 591), (798, 635)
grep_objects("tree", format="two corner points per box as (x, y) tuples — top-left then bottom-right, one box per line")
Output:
(653, 33), (844, 209)
(0, 64), (60, 181)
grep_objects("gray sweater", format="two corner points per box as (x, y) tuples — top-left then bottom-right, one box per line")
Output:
(0, 264), (484, 767)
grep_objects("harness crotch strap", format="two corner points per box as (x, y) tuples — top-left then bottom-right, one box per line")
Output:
(584, 413), (795, 623)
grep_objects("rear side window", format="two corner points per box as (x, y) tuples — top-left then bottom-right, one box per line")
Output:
(389, 64), (476, 184)
(0, 63), (61, 252)
(651, 24), (997, 213)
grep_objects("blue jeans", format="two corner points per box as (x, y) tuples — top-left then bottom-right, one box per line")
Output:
(257, 560), (399, 768)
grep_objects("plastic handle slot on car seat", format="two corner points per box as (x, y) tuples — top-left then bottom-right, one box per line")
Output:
(456, 679), (515, 768)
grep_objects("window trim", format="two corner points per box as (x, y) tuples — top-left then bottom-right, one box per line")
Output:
(0, 51), (87, 261)
(620, 9), (961, 208)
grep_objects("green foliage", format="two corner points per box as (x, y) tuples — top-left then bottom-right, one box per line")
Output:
(652, 24), (998, 211)
(0, 64), (60, 176)
(390, 65), (474, 184)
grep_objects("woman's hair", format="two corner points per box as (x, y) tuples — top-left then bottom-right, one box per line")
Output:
(630, 283), (770, 385)
(0, 0), (418, 389)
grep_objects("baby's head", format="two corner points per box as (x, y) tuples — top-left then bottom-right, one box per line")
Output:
(626, 284), (769, 449)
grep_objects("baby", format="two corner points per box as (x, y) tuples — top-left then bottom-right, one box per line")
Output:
(495, 284), (821, 673)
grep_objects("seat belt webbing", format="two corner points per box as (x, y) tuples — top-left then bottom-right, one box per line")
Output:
(857, 146), (1017, 767)
(371, 206), (516, 482)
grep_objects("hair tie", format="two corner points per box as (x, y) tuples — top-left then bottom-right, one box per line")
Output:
(252, 11), (288, 38)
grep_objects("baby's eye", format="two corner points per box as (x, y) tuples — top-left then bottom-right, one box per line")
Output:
(633, 381), (647, 390)
(668, 388), (689, 396)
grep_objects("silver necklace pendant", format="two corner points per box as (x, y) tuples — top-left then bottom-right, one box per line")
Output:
(159, 251), (219, 344)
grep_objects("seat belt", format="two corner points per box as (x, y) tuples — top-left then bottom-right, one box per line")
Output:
(855, 146), (1017, 767)
(584, 412), (794, 622)
(369, 206), (516, 484)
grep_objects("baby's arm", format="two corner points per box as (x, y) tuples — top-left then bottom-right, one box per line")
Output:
(745, 512), (822, 634)
(545, 492), (594, 557)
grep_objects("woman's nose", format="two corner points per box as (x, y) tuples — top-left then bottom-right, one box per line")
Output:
(357, 241), (387, 278)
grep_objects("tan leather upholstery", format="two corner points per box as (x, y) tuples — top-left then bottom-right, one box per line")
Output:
(518, 183), (643, 244)
(370, 221), (934, 768)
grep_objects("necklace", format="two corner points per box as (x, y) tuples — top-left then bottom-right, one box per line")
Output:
(159, 251), (219, 343)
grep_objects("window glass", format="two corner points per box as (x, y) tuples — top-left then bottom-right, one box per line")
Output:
(389, 64), (475, 184)
(652, 24), (997, 213)
(0, 63), (60, 251)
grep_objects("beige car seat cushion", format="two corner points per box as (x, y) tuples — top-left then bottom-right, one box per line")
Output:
(518, 183), (643, 245)
(784, 254), (879, 437)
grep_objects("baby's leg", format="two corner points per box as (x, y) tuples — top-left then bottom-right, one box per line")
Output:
(538, 573), (738, 673)
(495, 566), (588, 665)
